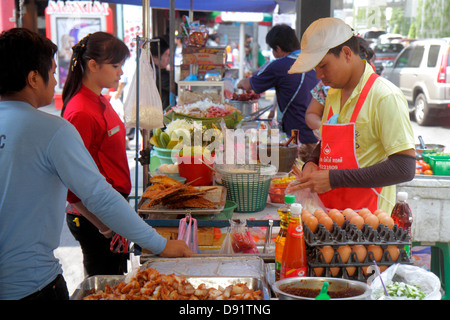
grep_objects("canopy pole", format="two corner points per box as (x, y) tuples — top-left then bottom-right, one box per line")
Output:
(141, 0), (151, 195)
(239, 22), (245, 82)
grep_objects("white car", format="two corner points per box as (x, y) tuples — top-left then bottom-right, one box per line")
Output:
(382, 38), (450, 126)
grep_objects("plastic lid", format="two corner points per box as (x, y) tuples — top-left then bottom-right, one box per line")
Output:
(284, 194), (296, 203)
(397, 191), (408, 201)
(290, 203), (303, 214)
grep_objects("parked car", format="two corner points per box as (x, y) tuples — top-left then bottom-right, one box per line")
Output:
(373, 43), (404, 75)
(381, 38), (450, 126)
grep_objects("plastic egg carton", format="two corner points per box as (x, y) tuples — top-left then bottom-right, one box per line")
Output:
(303, 219), (411, 248)
(306, 244), (411, 282)
(303, 219), (412, 282)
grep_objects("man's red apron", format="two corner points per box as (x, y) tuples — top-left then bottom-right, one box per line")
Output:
(318, 73), (382, 212)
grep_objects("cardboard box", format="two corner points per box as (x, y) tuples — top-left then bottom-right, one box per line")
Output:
(182, 47), (226, 65)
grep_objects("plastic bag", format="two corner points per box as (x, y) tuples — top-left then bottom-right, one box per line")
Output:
(123, 49), (164, 130)
(369, 263), (442, 300)
(288, 185), (326, 213)
(220, 220), (259, 254)
(177, 216), (199, 254)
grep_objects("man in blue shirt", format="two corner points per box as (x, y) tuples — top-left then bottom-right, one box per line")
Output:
(237, 24), (319, 161)
(0, 28), (192, 300)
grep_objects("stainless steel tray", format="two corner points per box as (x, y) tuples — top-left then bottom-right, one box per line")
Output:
(138, 186), (226, 215)
(140, 256), (266, 279)
(71, 274), (270, 300)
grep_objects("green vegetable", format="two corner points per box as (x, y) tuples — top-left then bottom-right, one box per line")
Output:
(386, 282), (426, 300)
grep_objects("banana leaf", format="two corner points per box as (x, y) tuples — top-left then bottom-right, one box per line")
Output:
(163, 110), (243, 129)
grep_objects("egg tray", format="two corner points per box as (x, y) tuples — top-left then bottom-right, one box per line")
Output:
(306, 245), (412, 282)
(303, 219), (411, 248)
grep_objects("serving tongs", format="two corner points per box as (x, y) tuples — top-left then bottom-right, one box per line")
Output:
(241, 103), (275, 122)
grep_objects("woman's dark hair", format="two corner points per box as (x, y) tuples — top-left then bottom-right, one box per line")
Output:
(266, 24), (300, 53)
(0, 28), (57, 95)
(150, 36), (169, 57)
(61, 31), (130, 116)
(327, 36), (374, 61)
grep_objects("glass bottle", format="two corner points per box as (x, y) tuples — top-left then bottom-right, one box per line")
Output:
(391, 191), (413, 258)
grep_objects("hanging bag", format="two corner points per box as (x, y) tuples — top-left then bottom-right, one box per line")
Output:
(123, 48), (164, 130)
(177, 215), (199, 254)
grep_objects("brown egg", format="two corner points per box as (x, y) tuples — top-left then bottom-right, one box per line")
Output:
(319, 246), (334, 264)
(314, 209), (326, 217)
(365, 214), (380, 230)
(342, 208), (356, 218)
(314, 268), (324, 276)
(376, 211), (388, 221)
(358, 208), (372, 219)
(368, 245), (383, 262)
(302, 209), (313, 220)
(337, 245), (351, 263)
(305, 215), (318, 233)
(350, 215), (365, 230)
(318, 215), (334, 231)
(346, 266), (357, 277)
(386, 245), (400, 262)
(380, 215), (395, 230)
(373, 209), (387, 217)
(352, 245), (367, 262)
(329, 210), (345, 228)
(330, 267), (341, 277)
(362, 266), (373, 277)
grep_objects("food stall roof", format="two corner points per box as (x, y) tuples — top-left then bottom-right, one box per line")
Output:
(97, 0), (295, 13)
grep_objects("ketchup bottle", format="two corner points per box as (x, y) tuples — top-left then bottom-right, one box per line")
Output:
(391, 191), (413, 258)
(280, 203), (307, 279)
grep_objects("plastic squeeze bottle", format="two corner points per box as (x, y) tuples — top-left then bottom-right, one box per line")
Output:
(275, 194), (295, 281)
(280, 203), (307, 279)
(391, 191), (413, 257)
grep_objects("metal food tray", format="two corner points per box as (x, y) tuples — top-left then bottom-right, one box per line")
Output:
(140, 256), (266, 279)
(138, 186), (227, 215)
(71, 275), (270, 300)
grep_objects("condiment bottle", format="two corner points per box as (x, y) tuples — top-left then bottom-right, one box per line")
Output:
(275, 194), (295, 281)
(280, 203), (307, 279)
(391, 191), (413, 258)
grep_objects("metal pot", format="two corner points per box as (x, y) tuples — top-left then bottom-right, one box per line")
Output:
(229, 100), (259, 116)
(272, 277), (371, 300)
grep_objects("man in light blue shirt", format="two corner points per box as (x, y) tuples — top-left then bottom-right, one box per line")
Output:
(0, 28), (192, 300)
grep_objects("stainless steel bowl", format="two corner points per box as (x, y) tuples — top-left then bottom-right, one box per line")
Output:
(415, 144), (445, 155)
(229, 100), (259, 116)
(272, 277), (371, 300)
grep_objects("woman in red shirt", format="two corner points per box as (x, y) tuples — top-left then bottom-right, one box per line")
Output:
(61, 32), (132, 277)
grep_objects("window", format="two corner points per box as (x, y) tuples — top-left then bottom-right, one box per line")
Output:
(407, 46), (424, 68)
(395, 47), (412, 68)
(427, 45), (440, 67)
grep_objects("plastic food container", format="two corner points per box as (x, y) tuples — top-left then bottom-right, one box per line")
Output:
(427, 155), (450, 176)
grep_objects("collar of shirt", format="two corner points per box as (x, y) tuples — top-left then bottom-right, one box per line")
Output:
(78, 85), (109, 109)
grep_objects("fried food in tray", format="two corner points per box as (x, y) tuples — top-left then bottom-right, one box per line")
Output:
(139, 175), (225, 211)
(81, 267), (263, 300)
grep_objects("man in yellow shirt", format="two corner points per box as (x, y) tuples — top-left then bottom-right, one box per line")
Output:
(286, 18), (415, 213)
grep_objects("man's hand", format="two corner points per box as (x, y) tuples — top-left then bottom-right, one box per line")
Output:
(159, 240), (193, 258)
(286, 162), (332, 194)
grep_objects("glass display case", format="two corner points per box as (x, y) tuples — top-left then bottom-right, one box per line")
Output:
(177, 81), (224, 105)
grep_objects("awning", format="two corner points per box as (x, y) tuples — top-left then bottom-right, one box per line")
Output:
(93, 0), (296, 13)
